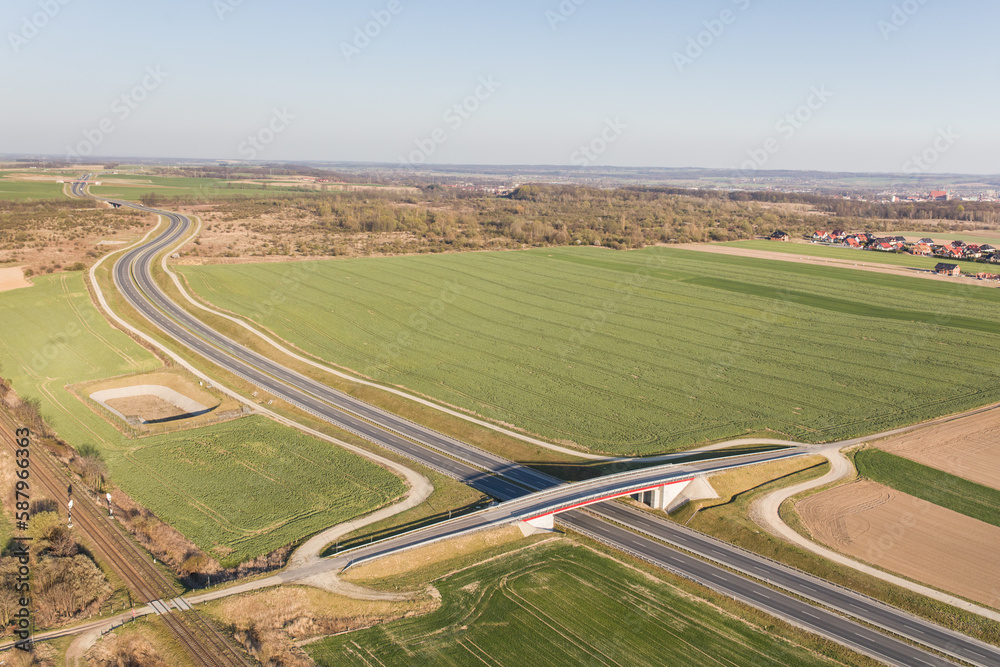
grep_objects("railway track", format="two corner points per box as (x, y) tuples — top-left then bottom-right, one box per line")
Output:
(0, 411), (250, 667)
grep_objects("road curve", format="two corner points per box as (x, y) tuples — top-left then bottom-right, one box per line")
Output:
(78, 178), (1000, 666)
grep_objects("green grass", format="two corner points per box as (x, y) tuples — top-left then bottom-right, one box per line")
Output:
(307, 541), (857, 667)
(856, 448), (1000, 528)
(89, 174), (316, 201)
(0, 177), (68, 200)
(178, 246), (1000, 455)
(0, 273), (404, 564)
(126, 416), (405, 565)
(723, 240), (958, 270)
(683, 456), (1000, 645)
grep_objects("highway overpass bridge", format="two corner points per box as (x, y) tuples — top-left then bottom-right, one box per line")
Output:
(66, 179), (1000, 667)
(340, 449), (802, 570)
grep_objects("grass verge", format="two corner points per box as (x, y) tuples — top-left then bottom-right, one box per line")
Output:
(310, 529), (877, 666)
(855, 448), (1000, 528)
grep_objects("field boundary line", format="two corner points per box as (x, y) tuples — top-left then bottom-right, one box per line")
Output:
(160, 257), (614, 460)
(561, 518), (923, 667)
(752, 446), (1000, 625)
(85, 209), (434, 573)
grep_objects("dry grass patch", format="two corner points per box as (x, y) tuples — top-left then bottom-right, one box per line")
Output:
(203, 585), (433, 666)
(81, 370), (234, 412)
(675, 455), (826, 521)
(86, 618), (196, 667)
(70, 369), (244, 436)
(343, 525), (526, 586)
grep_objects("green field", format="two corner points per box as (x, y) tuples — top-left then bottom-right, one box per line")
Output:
(126, 416), (404, 565)
(0, 273), (403, 564)
(0, 175), (68, 200)
(179, 246), (1000, 455)
(856, 449), (1000, 528)
(307, 540), (859, 666)
(722, 240), (958, 270)
(89, 173), (315, 201)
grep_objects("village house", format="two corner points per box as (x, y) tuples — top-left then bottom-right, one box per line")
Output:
(935, 263), (961, 276)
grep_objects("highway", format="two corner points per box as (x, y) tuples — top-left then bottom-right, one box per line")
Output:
(78, 177), (1000, 666)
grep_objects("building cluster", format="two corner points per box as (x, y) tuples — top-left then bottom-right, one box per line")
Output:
(795, 230), (1000, 263)
(866, 190), (999, 204)
(768, 230), (1000, 279)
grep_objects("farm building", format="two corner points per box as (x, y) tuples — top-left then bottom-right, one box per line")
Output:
(935, 263), (961, 276)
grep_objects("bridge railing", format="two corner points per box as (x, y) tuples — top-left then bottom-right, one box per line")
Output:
(336, 449), (804, 571)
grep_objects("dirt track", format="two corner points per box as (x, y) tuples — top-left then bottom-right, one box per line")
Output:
(797, 479), (1000, 609)
(877, 408), (1000, 490)
(680, 243), (1000, 289)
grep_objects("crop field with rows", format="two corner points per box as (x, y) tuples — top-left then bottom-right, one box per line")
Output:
(307, 540), (864, 666)
(0, 273), (404, 563)
(130, 416), (406, 565)
(180, 246), (1000, 455)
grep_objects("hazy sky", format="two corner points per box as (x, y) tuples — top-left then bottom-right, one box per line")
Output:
(1, 0), (996, 173)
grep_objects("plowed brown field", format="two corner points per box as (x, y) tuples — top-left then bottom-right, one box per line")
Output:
(797, 479), (1000, 609)
(877, 408), (1000, 490)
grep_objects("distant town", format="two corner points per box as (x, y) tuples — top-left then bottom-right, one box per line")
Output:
(860, 189), (998, 204)
(769, 228), (1000, 281)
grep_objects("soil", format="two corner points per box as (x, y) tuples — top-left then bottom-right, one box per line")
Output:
(797, 479), (1000, 609)
(0, 266), (31, 292)
(105, 395), (187, 421)
(876, 408), (1000, 490)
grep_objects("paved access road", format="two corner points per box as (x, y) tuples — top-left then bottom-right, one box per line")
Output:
(88, 180), (999, 667)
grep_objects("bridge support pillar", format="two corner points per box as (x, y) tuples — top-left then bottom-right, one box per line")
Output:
(526, 513), (554, 530)
(519, 513), (555, 536)
(632, 479), (694, 512)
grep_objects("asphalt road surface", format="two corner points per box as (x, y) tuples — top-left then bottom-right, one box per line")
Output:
(86, 181), (999, 667)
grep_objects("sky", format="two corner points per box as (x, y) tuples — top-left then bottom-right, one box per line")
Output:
(1, 0), (996, 174)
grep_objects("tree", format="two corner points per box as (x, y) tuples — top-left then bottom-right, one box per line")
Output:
(75, 444), (109, 491)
